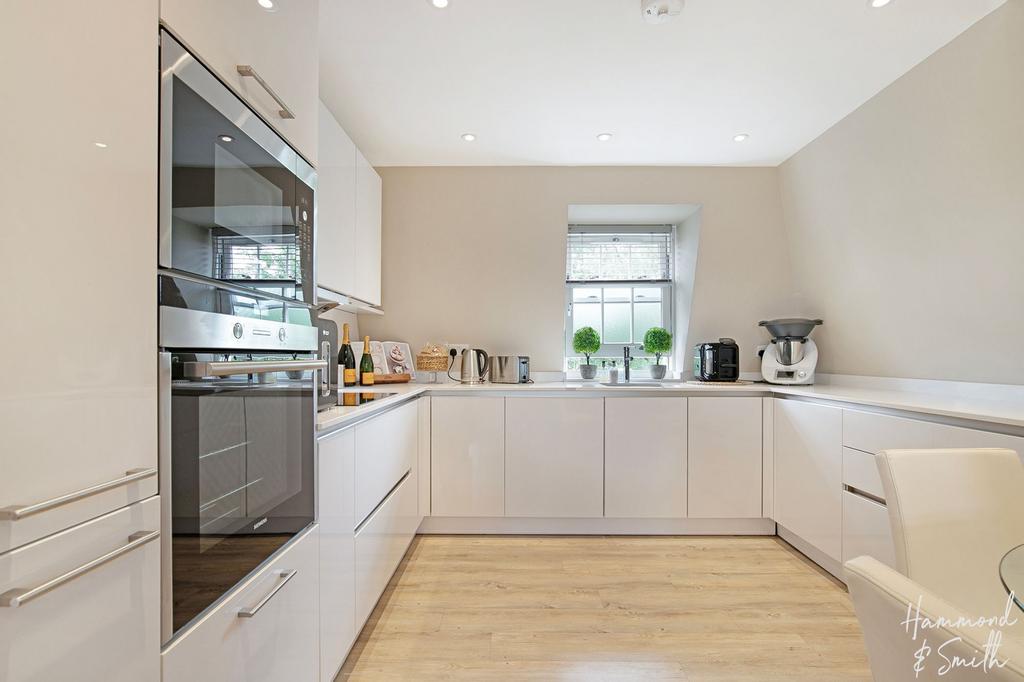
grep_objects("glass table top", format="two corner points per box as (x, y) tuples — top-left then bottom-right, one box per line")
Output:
(999, 544), (1024, 612)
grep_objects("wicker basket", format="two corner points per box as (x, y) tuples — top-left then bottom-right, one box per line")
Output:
(416, 344), (449, 372)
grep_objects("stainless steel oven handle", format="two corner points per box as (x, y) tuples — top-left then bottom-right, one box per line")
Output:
(236, 65), (296, 119)
(183, 359), (327, 378)
(0, 468), (158, 521)
(237, 569), (297, 618)
(0, 530), (159, 608)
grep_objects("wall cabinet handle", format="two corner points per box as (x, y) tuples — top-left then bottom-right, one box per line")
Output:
(236, 65), (296, 119)
(0, 468), (157, 521)
(0, 530), (159, 608)
(237, 569), (297, 618)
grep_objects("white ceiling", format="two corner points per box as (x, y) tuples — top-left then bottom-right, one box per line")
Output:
(319, 0), (1005, 167)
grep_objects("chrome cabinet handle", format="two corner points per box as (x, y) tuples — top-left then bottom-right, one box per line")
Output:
(184, 359), (326, 378)
(0, 530), (159, 608)
(0, 468), (158, 521)
(236, 65), (295, 119)
(238, 569), (297, 618)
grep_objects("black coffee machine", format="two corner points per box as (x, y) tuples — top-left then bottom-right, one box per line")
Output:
(692, 337), (740, 382)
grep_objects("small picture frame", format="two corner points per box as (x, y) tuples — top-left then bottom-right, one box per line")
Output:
(383, 342), (416, 378)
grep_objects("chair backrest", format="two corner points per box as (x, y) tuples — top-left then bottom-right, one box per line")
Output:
(846, 555), (1024, 681)
(877, 447), (1024, 616)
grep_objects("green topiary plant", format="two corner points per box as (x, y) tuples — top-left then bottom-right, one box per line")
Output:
(643, 327), (672, 365)
(572, 326), (601, 365)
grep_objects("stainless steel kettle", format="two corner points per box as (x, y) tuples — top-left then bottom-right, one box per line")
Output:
(459, 348), (490, 384)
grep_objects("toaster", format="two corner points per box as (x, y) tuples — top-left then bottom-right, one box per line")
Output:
(692, 338), (740, 382)
(490, 355), (530, 383)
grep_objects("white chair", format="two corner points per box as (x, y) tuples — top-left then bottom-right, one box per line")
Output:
(846, 555), (1024, 681)
(877, 448), (1024, 617)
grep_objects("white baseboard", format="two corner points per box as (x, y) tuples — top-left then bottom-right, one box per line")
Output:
(776, 524), (845, 582)
(417, 516), (776, 535)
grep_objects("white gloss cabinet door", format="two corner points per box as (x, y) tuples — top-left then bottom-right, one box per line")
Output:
(162, 526), (319, 682)
(318, 429), (356, 682)
(353, 401), (418, 525)
(604, 398), (687, 518)
(159, 0), (319, 164)
(418, 398), (432, 518)
(505, 398), (604, 518)
(317, 101), (357, 297)
(430, 397), (505, 517)
(354, 149), (383, 306)
(0, 497), (161, 682)
(774, 400), (843, 561)
(0, 0), (158, 554)
(688, 397), (763, 518)
(842, 491), (897, 570)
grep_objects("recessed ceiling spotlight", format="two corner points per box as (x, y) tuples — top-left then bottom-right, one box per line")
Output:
(257, 0), (275, 9)
(733, 133), (749, 142)
(461, 133), (476, 142)
(596, 133), (613, 142)
(431, 0), (449, 7)
(93, 142), (108, 148)
(869, 0), (892, 7)
(219, 134), (235, 143)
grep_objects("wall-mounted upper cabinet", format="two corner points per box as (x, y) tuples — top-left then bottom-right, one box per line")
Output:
(160, 0), (319, 165)
(317, 102), (357, 297)
(354, 149), (383, 306)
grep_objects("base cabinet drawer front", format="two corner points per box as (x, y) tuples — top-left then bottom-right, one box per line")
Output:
(317, 429), (356, 682)
(505, 398), (605, 518)
(354, 401), (418, 525)
(843, 409), (1024, 456)
(774, 399), (843, 562)
(842, 491), (897, 569)
(0, 497), (160, 682)
(842, 447), (885, 500)
(354, 471), (419, 628)
(688, 397), (763, 519)
(162, 525), (319, 682)
(605, 398), (687, 518)
(431, 396), (505, 517)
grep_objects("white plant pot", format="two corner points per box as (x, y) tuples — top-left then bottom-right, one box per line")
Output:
(650, 364), (667, 380)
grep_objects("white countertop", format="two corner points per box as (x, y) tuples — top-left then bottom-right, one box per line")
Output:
(317, 378), (1024, 435)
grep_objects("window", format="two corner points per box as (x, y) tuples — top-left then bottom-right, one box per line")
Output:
(565, 225), (674, 372)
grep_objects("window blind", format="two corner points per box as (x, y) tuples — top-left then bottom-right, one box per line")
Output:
(214, 234), (298, 282)
(566, 225), (673, 282)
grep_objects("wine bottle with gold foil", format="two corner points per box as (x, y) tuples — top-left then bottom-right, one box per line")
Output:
(359, 336), (375, 386)
(339, 323), (356, 387)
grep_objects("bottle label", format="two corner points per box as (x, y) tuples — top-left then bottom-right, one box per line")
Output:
(361, 372), (375, 385)
(343, 368), (357, 384)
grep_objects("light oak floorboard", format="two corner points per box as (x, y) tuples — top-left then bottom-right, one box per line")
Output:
(337, 535), (871, 681)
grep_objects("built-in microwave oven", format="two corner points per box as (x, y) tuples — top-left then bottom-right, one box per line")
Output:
(159, 29), (316, 305)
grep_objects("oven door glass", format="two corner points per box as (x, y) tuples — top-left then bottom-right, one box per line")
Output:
(169, 358), (314, 635)
(161, 30), (314, 303)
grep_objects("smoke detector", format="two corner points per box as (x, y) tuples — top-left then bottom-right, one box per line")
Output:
(641, 0), (684, 24)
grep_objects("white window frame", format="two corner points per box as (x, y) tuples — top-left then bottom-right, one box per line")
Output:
(564, 282), (674, 367)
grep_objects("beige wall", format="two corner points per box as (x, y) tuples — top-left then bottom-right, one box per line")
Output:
(779, 0), (1024, 384)
(361, 166), (795, 373)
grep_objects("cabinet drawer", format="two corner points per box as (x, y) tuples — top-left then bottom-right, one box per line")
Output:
(162, 525), (318, 682)
(843, 409), (1024, 456)
(0, 497), (160, 682)
(354, 401), (418, 525)
(842, 491), (896, 569)
(354, 470), (419, 628)
(842, 447), (885, 500)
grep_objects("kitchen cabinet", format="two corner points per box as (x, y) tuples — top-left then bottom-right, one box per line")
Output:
(505, 398), (604, 518)
(354, 149), (383, 306)
(162, 525), (319, 682)
(317, 101), (357, 297)
(0, 0), (158, 554)
(604, 398), (687, 518)
(353, 401), (418, 525)
(318, 428), (356, 682)
(431, 397), (505, 517)
(0, 497), (160, 682)
(418, 398), (432, 518)
(842, 490), (897, 570)
(774, 399), (843, 562)
(688, 397), (763, 518)
(160, 0), (319, 164)
(843, 408), (1024, 456)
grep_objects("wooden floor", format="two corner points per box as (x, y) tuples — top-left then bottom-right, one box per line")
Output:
(337, 535), (871, 681)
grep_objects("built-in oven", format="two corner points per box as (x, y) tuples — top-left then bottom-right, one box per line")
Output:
(159, 29), (315, 304)
(158, 275), (323, 643)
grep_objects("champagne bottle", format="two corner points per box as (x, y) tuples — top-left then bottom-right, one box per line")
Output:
(339, 323), (356, 387)
(359, 336), (375, 386)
